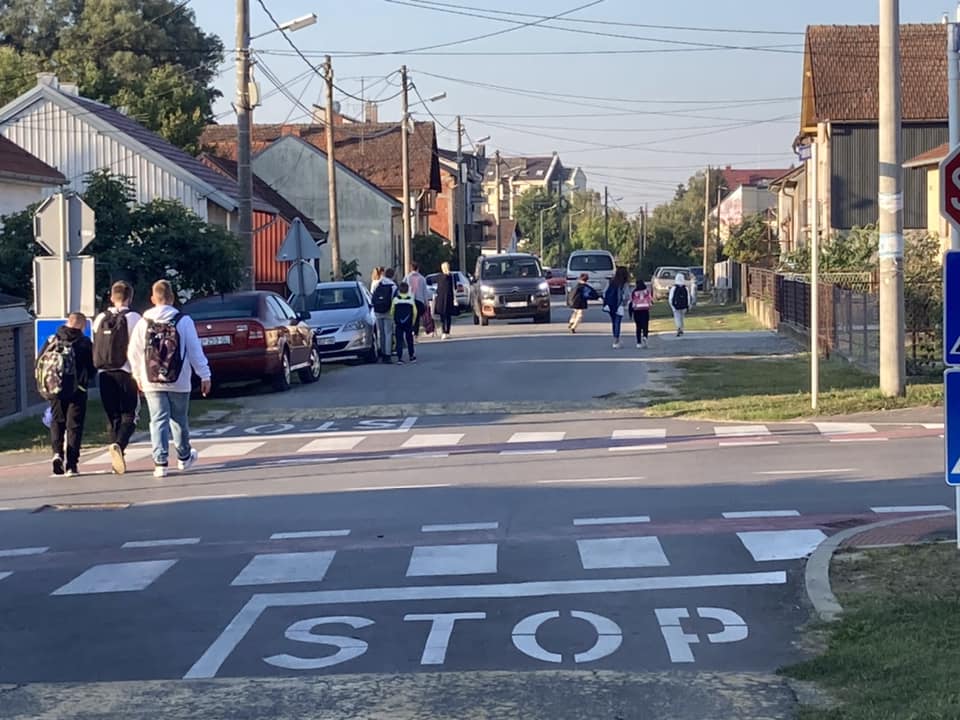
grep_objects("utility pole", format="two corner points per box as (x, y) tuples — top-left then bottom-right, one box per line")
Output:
(878, 0), (906, 396)
(702, 166), (711, 282)
(716, 184), (722, 263)
(494, 149), (502, 254)
(236, 0), (254, 290)
(811, 141), (820, 411)
(603, 186), (609, 251)
(456, 115), (467, 273)
(323, 56), (342, 281)
(400, 65), (412, 274)
(639, 206), (646, 272)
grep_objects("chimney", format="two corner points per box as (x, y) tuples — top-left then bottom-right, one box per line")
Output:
(364, 101), (378, 124)
(59, 82), (79, 96)
(36, 72), (59, 89)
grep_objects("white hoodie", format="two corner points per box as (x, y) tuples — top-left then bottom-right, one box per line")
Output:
(128, 304), (211, 393)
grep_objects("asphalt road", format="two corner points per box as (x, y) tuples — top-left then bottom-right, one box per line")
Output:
(0, 310), (949, 719)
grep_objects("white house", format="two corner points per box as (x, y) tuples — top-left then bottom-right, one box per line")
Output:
(0, 134), (64, 220)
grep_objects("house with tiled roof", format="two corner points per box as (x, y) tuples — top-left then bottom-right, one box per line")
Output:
(434, 147), (485, 249)
(0, 134), (64, 219)
(782, 23), (948, 252)
(715, 165), (790, 241)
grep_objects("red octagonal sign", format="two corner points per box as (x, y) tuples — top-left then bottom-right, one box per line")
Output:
(940, 144), (960, 229)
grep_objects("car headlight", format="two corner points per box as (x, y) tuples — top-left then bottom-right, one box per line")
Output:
(537, 281), (549, 293)
(480, 285), (495, 295)
(343, 320), (367, 331)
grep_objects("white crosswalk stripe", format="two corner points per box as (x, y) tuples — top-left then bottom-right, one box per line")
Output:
(297, 436), (365, 454)
(122, 538), (200, 549)
(577, 536), (670, 569)
(402, 434), (464, 449)
(270, 530), (351, 540)
(197, 442), (265, 458)
(407, 543), (498, 576)
(736, 530), (826, 562)
(0, 572), (11, 582)
(0, 546), (49, 558)
(714, 425), (771, 437)
(52, 560), (177, 595)
(609, 429), (667, 452)
(507, 432), (565, 443)
(231, 551), (336, 586)
(722, 510), (800, 519)
(814, 422), (877, 436)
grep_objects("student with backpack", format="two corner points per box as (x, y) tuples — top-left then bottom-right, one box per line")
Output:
(602, 266), (631, 349)
(668, 272), (690, 336)
(629, 278), (653, 348)
(371, 267), (398, 363)
(92, 281), (142, 474)
(37, 312), (94, 477)
(128, 280), (211, 478)
(567, 273), (599, 333)
(392, 281), (419, 364)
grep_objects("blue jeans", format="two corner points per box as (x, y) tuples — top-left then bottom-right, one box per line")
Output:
(145, 391), (192, 466)
(610, 312), (623, 340)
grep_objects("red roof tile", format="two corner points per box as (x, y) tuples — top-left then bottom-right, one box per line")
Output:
(904, 142), (949, 168)
(0, 135), (65, 183)
(720, 167), (791, 191)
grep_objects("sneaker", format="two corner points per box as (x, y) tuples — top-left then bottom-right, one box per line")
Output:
(52, 455), (64, 476)
(153, 465), (168, 479)
(177, 449), (199, 472)
(397, 359), (405, 365)
(613, 342), (621, 349)
(637, 343), (643, 348)
(65, 467), (78, 478)
(410, 356), (417, 363)
(109, 443), (126, 475)
(441, 333), (449, 340)
(676, 330), (682, 337)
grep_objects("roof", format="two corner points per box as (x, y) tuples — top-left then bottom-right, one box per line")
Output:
(0, 135), (65, 184)
(768, 165), (805, 188)
(200, 121), (441, 193)
(720, 167), (790, 191)
(484, 155), (558, 182)
(803, 24), (947, 125)
(904, 142), (949, 168)
(200, 154), (327, 241)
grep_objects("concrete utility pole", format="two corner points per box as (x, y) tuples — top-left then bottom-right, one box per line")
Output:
(456, 115), (467, 273)
(639, 206), (646, 272)
(878, 0), (906, 396)
(400, 65), (412, 275)
(811, 141), (820, 411)
(949, 7), (960, 251)
(236, 0), (254, 290)
(323, 56), (342, 281)
(494, 150), (503, 254)
(603, 186), (610, 251)
(702, 166), (711, 281)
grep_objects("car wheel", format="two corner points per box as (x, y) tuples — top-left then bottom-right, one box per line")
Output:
(364, 329), (379, 363)
(298, 345), (322, 384)
(534, 311), (551, 324)
(480, 313), (490, 326)
(271, 350), (292, 392)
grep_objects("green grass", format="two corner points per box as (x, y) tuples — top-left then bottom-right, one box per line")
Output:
(785, 545), (960, 719)
(648, 301), (762, 333)
(0, 397), (238, 454)
(640, 355), (942, 421)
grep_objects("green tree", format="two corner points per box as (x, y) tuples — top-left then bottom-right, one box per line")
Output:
(646, 168), (727, 268)
(725, 212), (777, 264)
(640, 226), (696, 279)
(514, 187), (563, 262)
(412, 233), (453, 275)
(0, 203), (39, 300)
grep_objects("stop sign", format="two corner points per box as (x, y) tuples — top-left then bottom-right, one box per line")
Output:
(940, 144), (960, 229)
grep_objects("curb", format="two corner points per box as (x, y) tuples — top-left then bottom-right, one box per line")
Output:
(804, 511), (955, 622)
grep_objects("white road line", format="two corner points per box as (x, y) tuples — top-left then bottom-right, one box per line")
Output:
(736, 529), (827, 562)
(297, 436), (365, 454)
(344, 483), (452, 492)
(0, 546), (49, 558)
(121, 538), (201, 549)
(611, 429), (667, 440)
(270, 530), (351, 540)
(573, 516), (651, 526)
(829, 437), (888, 443)
(718, 440), (780, 447)
(537, 476), (645, 485)
(52, 559), (178, 595)
(507, 432), (566, 443)
(185, 570), (789, 679)
(578, 536), (670, 569)
(407, 543), (498, 576)
(138, 494), (249, 506)
(714, 425), (771, 437)
(814, 422), (877, 435)
(722, 510), (800, 519)
(754, 468), (856, 475)
(0, 571), (11, 582)
(402, 434), (464, 449)
(421, 522), (499, 533)
(500, 449), (558, 456)
(391, 452), (450, 460)
(198, 442), (265, 458)
(608, 444), (668, 452)
(870, 505), (951, 514)
(231, 551), (336, 586)
(922, 423), (945, 430)
(88, 447), (153, 465)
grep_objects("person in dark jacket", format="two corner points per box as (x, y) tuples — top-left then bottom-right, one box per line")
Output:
(568, 272), (599, 333)
(434, 261), (457, 339)
(42, 312), (95, 477)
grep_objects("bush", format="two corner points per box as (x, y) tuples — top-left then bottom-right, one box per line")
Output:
(412, 233), (453, 275)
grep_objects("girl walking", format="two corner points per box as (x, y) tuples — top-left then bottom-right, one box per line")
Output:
(669, 272), (690, 336)
(603, 266), (631, 349)
(630, 278), (653, 347)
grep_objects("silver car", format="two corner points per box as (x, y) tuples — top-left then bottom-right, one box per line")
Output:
(426, 271), (471, 309)
(290, 281), (377, 363)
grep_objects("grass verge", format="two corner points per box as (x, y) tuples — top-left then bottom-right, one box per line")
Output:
(648, 301), (762, 333)
(0, 396), (239, 454)
(785, 544), (960, 719)
(640, 355), (942, 421)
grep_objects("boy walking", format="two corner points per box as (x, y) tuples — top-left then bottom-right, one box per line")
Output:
(37, 313), (94, 476)
(392, 281), (419, 364)
(567, 273), (599, 333)
(128, 280), (211, 478)
(668, 272), (690, 336)
(92, 281), (142, 474)
(371, 267), (397, 363)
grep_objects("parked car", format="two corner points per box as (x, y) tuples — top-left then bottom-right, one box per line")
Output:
(426, 271), (471, 309)
(290, 281), (377, 363)
(471, 253), (551, 326)
(687, 266), (706, 291)
(183, 291), (321, 392)
(565, 250), (616, 295)
(651, 266), (699, 303)
(544, 268), (566, 294)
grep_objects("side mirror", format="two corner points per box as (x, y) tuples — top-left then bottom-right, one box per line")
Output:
(544, 271), (553, 279)
(296, 311), (311, 322)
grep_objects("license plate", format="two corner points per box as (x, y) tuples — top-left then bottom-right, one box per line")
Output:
(506, 301), (527, 308)
(318, 337), (336, 346)
(201, 335), (231, 347)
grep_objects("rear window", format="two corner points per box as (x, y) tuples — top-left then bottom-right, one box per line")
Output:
(184, 295), (259, 320)
(292, 286), (363, 311)
(481, 258), (541, 279)
(569, 254), (614, 272)
(656, 268), (679, 280)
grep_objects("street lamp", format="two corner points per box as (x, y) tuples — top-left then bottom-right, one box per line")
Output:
(539, 202), (559, 260)
(250, 13), (317, 40)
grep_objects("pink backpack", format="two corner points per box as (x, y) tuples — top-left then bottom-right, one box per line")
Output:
(631, 288), (651, 310)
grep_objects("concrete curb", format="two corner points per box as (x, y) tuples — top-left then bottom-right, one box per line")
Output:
(804, 511), (955, 622)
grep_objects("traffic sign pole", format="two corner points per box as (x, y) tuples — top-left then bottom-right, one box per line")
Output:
(944, 255), (960, 549)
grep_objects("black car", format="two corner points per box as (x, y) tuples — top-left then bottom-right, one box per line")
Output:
(471, 253), (552, 326)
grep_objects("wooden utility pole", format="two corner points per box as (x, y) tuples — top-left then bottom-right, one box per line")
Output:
(323, 56), (342, 280)
(494, 149), (502, 254)
(603, 186), (609, 251)
(400, 65), (412, 274)
(236, 0), (254, 289)
(702, 166), (711, 282)
(456, 115), (467, 273)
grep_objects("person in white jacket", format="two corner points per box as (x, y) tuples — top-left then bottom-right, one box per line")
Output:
(128, 279), (212, 478)
(668, 272), (691, 336)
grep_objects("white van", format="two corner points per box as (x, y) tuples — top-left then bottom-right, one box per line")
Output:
(566, 250), (616, 295)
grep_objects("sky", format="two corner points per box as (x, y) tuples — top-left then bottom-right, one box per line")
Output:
(191, 0), (953, 212)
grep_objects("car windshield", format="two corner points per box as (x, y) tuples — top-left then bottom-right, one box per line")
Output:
(482, 258), (541, 279)
(293, 286), (363, 311)
(657, 268), (679, 280)
(569, 254), (614, 272)
(184, 295), (259, 320)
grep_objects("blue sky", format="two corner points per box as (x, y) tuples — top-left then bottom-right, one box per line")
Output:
(192, 0), (952, 209)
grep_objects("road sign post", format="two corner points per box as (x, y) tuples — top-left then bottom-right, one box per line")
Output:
(943, 251), (960, 548)
(277, 218), (322, 311)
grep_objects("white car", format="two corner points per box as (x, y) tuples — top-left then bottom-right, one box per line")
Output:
(289, 281), (378, 363)
(565, 250), (616, 295)
(651, 266), (698, 305)
(426, 271), (471, 309)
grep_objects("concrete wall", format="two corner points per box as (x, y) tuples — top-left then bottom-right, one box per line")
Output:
(254, 138), (400, 280)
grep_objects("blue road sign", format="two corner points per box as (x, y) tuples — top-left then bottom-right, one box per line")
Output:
(946, 369), (960, 486)
(944, 251), (960, 365)
(35, 318), (92, 356)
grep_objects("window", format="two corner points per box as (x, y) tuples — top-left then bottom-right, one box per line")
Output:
(291, 286), (363, 311)
(184, 295), (259, 320)
(482, 258), (541, 279)
(569, 254), (614, 272)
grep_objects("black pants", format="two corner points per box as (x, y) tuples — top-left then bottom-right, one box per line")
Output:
(50, 391), (87, 469)
(413, 300), (425, 336)
(439, 314), (452, 334)
(99, 370), (139, 451)
(396, 324), (415, 360)
(633, 309), (650, 341)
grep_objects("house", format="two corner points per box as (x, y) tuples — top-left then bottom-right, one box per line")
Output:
(201, 154), (327, 294)
(902, 143), (953, 247)
(249, 135), (402, 278)
(477, 215), (519, 255)
(434, 147), (485, 248)
(769, 166), (807, 256)
(0, 135), (65, 219)
(481, 153), (587, 222)
(200, 118), (441, 237)
(783, 23), (948, 251)
(715, 166), (790, 240)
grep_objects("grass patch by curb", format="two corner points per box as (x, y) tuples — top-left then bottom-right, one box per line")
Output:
(637, 355), (941, 421)
(784, 544), (960, 719)
(648, 302), (762, 333)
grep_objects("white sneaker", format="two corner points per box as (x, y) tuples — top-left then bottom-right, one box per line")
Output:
(613, 342), (621, 349)
(636, 343), (642, 348)
(109, 443), (126, 475)
(441, 333), (449, 340)
(177, 448), (199, 471)
(153, 465), (168, 479)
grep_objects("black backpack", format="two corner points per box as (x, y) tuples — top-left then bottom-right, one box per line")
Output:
(93, 310), (130, 370)
(145, 314), (185, 384)
(372, 283), (395, 314)
(672, 285), (689, 310)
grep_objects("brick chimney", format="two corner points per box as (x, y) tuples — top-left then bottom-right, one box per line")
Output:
(364, 101), (378, 124)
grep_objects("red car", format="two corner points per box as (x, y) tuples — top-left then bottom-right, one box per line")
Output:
(183, 291), (321, 392)
(544, 268), (566, 294)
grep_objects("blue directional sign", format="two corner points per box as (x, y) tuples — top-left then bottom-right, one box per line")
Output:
(946, 369), (960, 486)
(944, 251), (960, 365)
(35, 318), (92, 356)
